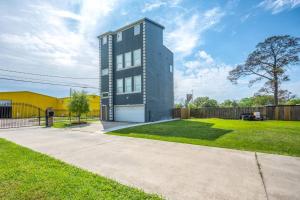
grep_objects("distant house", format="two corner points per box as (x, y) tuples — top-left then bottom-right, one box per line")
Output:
(98, 18), (174, 122)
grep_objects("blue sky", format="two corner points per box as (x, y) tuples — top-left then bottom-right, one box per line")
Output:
(0, 0), (299, 102)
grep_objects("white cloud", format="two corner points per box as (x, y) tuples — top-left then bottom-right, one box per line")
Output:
(142, 1), (166, 12)
(198, 51), (214, 65)
(259, 0), (300, 14)
(142, 0), (182, 12)
(183, 50), (215, 75)
(174, 64), (259, 102)
(0, 0), (119, 95)
(165, 7), (225, 57)
(165, 14), (199, 56)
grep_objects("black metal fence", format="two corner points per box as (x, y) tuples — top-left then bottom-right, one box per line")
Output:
(0, 103), (44, 129)
(52, 109), (100, 124)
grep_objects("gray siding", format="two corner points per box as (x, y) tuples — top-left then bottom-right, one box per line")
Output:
(112, 24), (144, 106)
(100, 37), (109, 106)
(99, 18), (173, 122)
(145, 21), (174, 122)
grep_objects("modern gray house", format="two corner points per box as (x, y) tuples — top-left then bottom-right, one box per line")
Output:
(98, 18), (173, 122)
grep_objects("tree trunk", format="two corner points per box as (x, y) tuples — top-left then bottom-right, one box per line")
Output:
(274, 77), (279, 106)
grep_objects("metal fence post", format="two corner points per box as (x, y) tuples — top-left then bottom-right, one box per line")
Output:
(38, 108), (41, 126)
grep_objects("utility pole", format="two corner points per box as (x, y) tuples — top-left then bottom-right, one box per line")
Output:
(70, 88), (72, 98)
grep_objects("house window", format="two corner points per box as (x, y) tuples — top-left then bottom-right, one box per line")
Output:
(170, 65), (173, 73)
(117, 78), (123, 94)
(125, 77), (132, 93)
(102, 92), (109, 98)
(102, 68), (108, 76)
(117, 31), (122, 42)
(133, 75), (141, 92)
(102, 36), (107, 45)
(125, 52), (132, 68)
(133, 49), (141, 66)
(116, 54), (123, 70)
(134, 24), (140, 35)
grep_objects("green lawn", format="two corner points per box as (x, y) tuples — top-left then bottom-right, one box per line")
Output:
(0, 139), (162, 200)
(108, 118), (300, 157)
(53, 119), (99, 128)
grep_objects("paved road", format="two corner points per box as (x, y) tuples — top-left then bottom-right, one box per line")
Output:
(1, 125), (299, 200)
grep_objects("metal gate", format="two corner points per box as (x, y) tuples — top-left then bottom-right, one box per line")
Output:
(0, 103), (44, 129)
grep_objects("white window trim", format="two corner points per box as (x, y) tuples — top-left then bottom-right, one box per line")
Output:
(117, 78), (123, 94)
(116, 91), (141, 95)
(102, 36), (107, 45)
(134, 24), (140, 35)
(125, 77), (132, 93)
(102, 68), (108, 76)
(133, 75), (142, 93)
(116, 54), (123, 70)
(125, 52), (132, 68)
(117, 31), (122, 42)
(101, 92), (109, 99)
(116, 65), (141, 71)
(170, 65), (173, 73)
(133, 49), (141, 67)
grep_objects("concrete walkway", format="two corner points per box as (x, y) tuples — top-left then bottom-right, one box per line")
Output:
(0, 126), (299, 200)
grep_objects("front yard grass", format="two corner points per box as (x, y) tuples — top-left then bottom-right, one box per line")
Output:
(53, 119), (99, 128)
(108, 118), (300, 157)
(0, 138), (162, 200)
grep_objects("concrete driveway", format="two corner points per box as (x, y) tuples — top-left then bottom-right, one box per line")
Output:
(0, 125), (299, 200)
(65, 120), (137, 133)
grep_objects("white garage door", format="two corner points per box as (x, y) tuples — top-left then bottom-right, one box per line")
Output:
(114, 105), (145, 122)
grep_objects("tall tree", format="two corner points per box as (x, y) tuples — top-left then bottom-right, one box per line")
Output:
(228, 35), (300, 105)
(68, 90), (90, 123)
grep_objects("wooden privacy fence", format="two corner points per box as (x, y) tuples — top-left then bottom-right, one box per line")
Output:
(173, 105), (300, 121)
(173, 108), (190, 119)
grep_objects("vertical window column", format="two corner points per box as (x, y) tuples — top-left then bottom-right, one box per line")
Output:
(117, 79), (123, 94)
(125, 52), (132, 68)
(99, 37), (102, 120)
(125, 77), (132, 93)
(142, 22), (146, 105)
(108, 35), (113, 120)
(134, 75), (141, 92)
(133, 49), (141, 67)
(117, 54), (123, 70)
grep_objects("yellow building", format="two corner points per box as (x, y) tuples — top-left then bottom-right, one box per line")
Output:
(0, 91), (100, 118)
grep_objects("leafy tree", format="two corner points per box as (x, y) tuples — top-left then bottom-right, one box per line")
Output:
(220, 99), (238, 107)
(286, 98), (300, 105)
(174, 103), (184, 108)
(228, 35), (300, 105)
(238, 97), (254, 107)
(192, 97), (218, 108)
(239, 95), (274, 107)
(252, 95), (274, 106)
(187, 102), (197, 109)
(68, 90), (90, 123)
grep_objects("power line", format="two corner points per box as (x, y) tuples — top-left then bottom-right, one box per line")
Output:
(0, 68), (99, 80)
(0, 77), (99, 89)
(0, 73), (97, 88)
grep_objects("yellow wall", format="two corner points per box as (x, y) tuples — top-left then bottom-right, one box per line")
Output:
(0, 91), (59, 110)
(56, 95), (100, 117)
(56, 95), (100, 110)
(0, 91), (100, 117)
